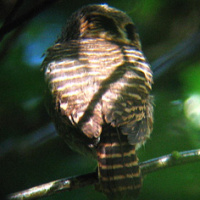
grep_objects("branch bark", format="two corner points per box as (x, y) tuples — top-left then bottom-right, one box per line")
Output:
(7, 149), (200, 200)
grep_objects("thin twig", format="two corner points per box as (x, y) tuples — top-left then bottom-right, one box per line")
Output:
(140, 149), (200, 175)
(0, 25), (25, 61)
(0, 123), (57, 160)
(0, 0), (57, 41)
(7, 149), (200, 200)
(7, 172), (98, 200)
(2, 0), (24, 26)
(152, 31), (200, 79)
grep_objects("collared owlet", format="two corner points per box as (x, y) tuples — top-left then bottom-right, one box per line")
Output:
(42, 4), (153, 200)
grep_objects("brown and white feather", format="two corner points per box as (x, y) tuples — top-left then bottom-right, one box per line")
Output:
(42, 4), (153, 200)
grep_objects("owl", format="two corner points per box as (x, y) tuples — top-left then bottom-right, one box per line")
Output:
(42, 4), (153, 200)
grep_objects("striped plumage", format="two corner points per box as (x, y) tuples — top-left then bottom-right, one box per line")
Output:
(42, 4), (153, 200)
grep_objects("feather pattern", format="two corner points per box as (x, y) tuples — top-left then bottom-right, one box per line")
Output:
(42, 4), (153, 199)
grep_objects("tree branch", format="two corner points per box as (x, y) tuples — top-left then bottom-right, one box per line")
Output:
(7, 149), (200, 200)
(0, 0), (57, 41)
(2, 0), (24, 27)
(140, 149), (200, 175)
(0, 123), (57, 160)
(152, 31), (200, 79)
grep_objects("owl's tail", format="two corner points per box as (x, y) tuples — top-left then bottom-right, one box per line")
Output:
(96, 128), (142, 200)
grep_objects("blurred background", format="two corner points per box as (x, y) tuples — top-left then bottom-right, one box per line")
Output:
(0, 0), (200, 199)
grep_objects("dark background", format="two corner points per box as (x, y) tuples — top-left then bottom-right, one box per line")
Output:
(0, 0), (200, 199)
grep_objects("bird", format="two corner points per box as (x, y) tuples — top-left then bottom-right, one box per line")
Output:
(42, 4), (153, 200)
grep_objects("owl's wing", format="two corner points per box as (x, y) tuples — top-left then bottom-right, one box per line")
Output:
(120, 97), (153, 145)
(104, 96), (153, 145)
(42, 41), (81, 125)
(43, 39), (153, 145)
(100, 45), (153, 145)
(43, 39), (117, 139)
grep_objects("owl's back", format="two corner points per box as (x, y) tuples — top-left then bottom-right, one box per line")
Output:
(44, 37), (152, 143)
(43, 37), (153, 199)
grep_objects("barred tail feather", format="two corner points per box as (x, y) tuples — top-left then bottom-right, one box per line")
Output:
(97, 129), (142, 200)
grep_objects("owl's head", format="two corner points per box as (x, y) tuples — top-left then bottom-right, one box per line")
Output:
(58, 4), (141, 49)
